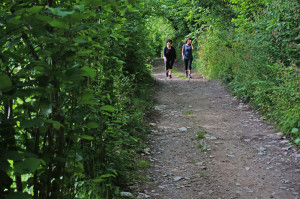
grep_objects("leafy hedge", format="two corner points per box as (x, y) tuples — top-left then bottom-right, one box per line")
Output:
(0, 0), (154, 198)
(195, 0), (300, 142)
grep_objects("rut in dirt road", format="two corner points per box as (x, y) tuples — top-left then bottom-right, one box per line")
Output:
(135, 59), (300, 199)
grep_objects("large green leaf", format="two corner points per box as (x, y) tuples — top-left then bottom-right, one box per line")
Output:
(78, 90), (98, 105)
(48, 7), (75, 17)
(28, 6), (44, 14)
(0, 73), (12, 91)
(86, 122), (98, 129)
(49, 19), (69, 29)
(14, 158), (41, 175)
(45, 119), (64, 130)
(80, 135), (94, 140)
(81, 66), (96, 79)
(100, 105), (116, 112)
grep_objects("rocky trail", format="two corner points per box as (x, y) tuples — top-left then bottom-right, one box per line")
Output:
(134, 59), (300, 199)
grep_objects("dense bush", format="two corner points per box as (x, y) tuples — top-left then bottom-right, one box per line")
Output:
(194, 0), (299, 141)
(0, 0), (154, 198)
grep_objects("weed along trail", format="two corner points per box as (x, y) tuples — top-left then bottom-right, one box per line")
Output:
(134, 59), (300, 199)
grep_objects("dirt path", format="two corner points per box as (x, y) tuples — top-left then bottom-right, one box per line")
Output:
(134, 59), (300, 199)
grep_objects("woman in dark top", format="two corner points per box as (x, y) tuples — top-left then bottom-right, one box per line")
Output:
(163, 39), (177, 78)
(182, 38), (194, 78)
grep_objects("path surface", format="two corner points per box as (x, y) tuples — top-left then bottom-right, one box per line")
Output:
(135, 59), (300, 199)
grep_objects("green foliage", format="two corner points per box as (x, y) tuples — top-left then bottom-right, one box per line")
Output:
(147, 17), (176, 57)
(193, 0), (300, 141)
(136, 160), (151, 168)
(0, 0), (154, 198)
(196, 131), (206, 139)
(184, 110), (193, 115)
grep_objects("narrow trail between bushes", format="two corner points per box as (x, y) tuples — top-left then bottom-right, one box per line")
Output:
(134, 59), (300, 199)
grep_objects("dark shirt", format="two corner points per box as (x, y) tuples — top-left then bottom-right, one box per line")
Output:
(182, 44), (193, 59)
(163, 46), (177, 61)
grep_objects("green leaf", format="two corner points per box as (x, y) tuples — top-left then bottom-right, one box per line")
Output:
(291, 128), (299, 134)
(28, 6), (44, 14)
(0, 73), (12, 91)
(48, 7), (75, 17)
(45, 119), (64, 130)
(87, 122), (98, 129)
(80, 135), (94, 140)
(100, 173), (115, 178)
(100, 105), (116, 112)
(49, 19), (69, 29)
(295, 138), (300, 144)
(7, 16), (21, 25)
(74, 5), (85, 12)
(81, 66), (96, 79)
(77, 49), (93, 56)
(78, 90), (98, 105)
(20, 118), (44, 128)
(93, 178), (105, 183)
(14, 158), (41, 174)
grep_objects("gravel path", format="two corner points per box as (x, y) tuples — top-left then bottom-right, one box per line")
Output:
(134, 59), (300, 199)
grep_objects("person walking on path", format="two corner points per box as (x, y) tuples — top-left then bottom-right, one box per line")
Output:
(182, 38), (194, 78)
(163, 39), (177, 78)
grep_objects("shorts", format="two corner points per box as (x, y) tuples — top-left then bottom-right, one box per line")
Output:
(184, 58), (193, 70)
(164, 60), (174, 70)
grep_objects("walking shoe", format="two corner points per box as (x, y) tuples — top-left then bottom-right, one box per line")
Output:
(166, 72), (168, 77)
(169, 75), (172, 78)
(189, 74), (192, 78)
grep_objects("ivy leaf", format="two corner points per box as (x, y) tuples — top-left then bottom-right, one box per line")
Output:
(100, 105), (116, 112)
